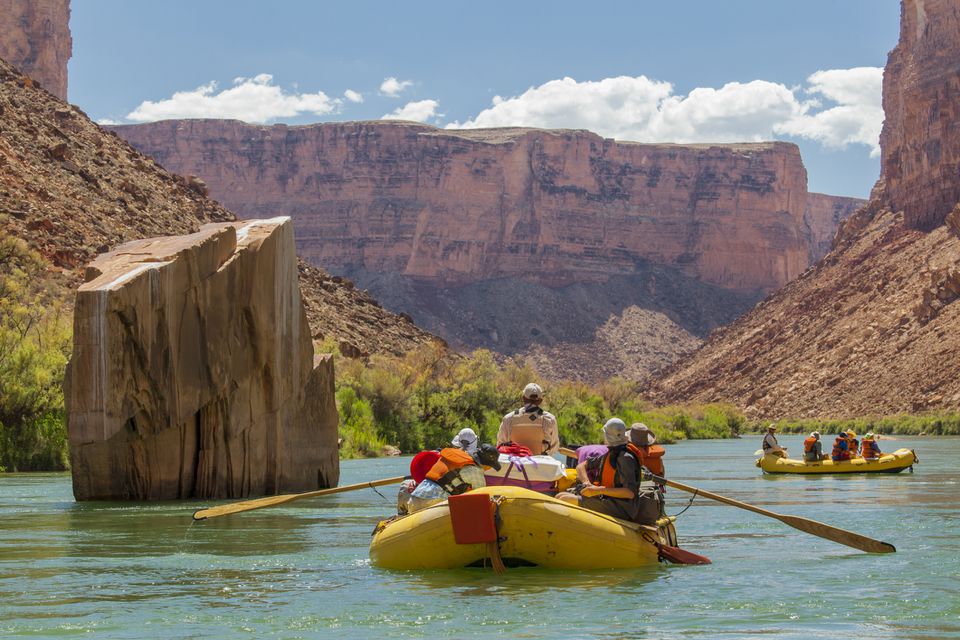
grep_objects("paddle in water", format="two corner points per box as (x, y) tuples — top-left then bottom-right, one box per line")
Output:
(193, 476), (406, 520)
(650, 473), (895, 554)
(557, 446), (893, 554)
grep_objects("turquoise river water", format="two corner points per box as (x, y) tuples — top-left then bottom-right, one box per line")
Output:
(1, 437), (958, 639)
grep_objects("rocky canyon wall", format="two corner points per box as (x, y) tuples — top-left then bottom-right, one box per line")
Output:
(0, 0), (70, 100)
(880, 0), (960, 230)
(651, 0), (960, 418)
(67, 218), (340, 500)
(112, 121), (859, 294)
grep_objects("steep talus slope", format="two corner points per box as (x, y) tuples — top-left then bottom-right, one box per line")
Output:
(0, 0), (70, 100)
(652, 0), (960, 418)
(0, 57), (435, 358)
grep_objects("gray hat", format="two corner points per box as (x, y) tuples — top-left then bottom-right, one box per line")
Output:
(602, 418), (629, 447)
(629, 423), (657, 446)
(451, 427), (479, 454)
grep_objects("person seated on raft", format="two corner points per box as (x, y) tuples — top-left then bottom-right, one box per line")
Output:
(557, 419), (661, 525)
(451, 427), (479, 455)
(628, 423), (666, 477)
(497, 383), (559, 455)
(831, 432), (851, 461)
(407, 444), (502, 514)
(762, 424), (787, 458)
(803, 431), (827, 462)
(846, 430), (860, 458)
(861, 432), (882, 460)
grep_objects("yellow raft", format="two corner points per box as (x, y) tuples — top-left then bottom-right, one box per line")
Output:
(369, 485), (678, 570)
(757, 447), (917, 474)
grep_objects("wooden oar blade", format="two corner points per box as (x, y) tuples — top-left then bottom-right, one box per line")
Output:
(778, 514), (896, 554)
(194, 493), (301, 520)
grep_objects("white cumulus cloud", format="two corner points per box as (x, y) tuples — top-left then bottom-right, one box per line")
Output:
(380, 77), (413, 97)
(776, 67), (884, 157)
(126, 74), (341, 124)
(449, 69), (883, 155)
(382, 99), (442, 123)
(344, 89), (364, 103)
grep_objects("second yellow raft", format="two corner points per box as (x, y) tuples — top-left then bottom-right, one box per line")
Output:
(757, 447), (917, 474)
(370, 485), (677, 570)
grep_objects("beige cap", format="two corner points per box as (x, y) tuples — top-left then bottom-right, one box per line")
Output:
(523, 383), (543, 401)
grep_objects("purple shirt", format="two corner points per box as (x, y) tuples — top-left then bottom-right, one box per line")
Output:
(575, 444), (609, 464)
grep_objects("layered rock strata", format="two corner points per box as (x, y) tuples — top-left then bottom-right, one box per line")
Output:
(0, 0), (71, 100)
(112, 121), (855, 294)
(880, 0), (960, 230)
(803, 192), (867, 262)
(67, 218), (340, 500)
(651, 0), (960, 418)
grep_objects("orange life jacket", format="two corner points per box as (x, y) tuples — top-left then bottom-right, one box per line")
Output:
(861, 438), (880, 457)
(632, 443), (666, 477)
(849, 439), (859, 456)
(425, 448), (477, 495)
(831, 437), (850, 461)
(804, 437), (818, 453)
(598, 444), (651, 488)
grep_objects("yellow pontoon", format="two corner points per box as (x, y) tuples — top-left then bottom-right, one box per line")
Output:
(757, 448), (917, 474)
(370, 485), (681, 570)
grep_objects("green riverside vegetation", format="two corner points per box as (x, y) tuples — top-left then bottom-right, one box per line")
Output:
(2, 261), (959, 470)
(332, 344), (960, 457)
(0, 238), (71, 472)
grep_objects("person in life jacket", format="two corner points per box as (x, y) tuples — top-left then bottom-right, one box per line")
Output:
(831, 433), (850, 461)
(497, 383), (559, 455)
(762, 424), (787, 458)
(861, 432), (882, 460)
(803, 431), (827, 462)
(846, 430), (860, 458)
(406, 444), (502, 514)
(628, 423), (666, 477)
(557, 419), (662, 525)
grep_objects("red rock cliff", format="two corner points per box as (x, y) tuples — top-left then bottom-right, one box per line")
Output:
(880, 0), (960, 230)
(0, 0), (70, 100)
(113, 121), (853, 293)
(651, 0), (960, 418)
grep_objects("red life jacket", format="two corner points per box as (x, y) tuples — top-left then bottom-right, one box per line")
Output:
(831, 437), (850, 461)
(426, 448), (478, 495)
(497, 443), (533, 457)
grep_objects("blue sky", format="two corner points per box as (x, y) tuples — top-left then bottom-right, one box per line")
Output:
(69, 1), (900, 197)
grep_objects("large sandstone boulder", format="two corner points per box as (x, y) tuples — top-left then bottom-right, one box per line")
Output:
(66, 217), (339, 500)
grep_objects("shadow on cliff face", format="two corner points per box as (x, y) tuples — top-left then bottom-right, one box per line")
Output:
(340, 265), (763, 381)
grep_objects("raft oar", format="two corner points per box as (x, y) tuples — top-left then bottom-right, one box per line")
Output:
(192, 476), (405, 521)
(651, 474), (895, 554)
(557, 447), (894, 554)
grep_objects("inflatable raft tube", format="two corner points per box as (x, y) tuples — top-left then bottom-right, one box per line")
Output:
(369, 485), (677, 570)
(757, 447), (917, 474)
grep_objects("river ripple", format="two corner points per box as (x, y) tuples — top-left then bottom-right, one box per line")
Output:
(1, 437), (958, 639)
